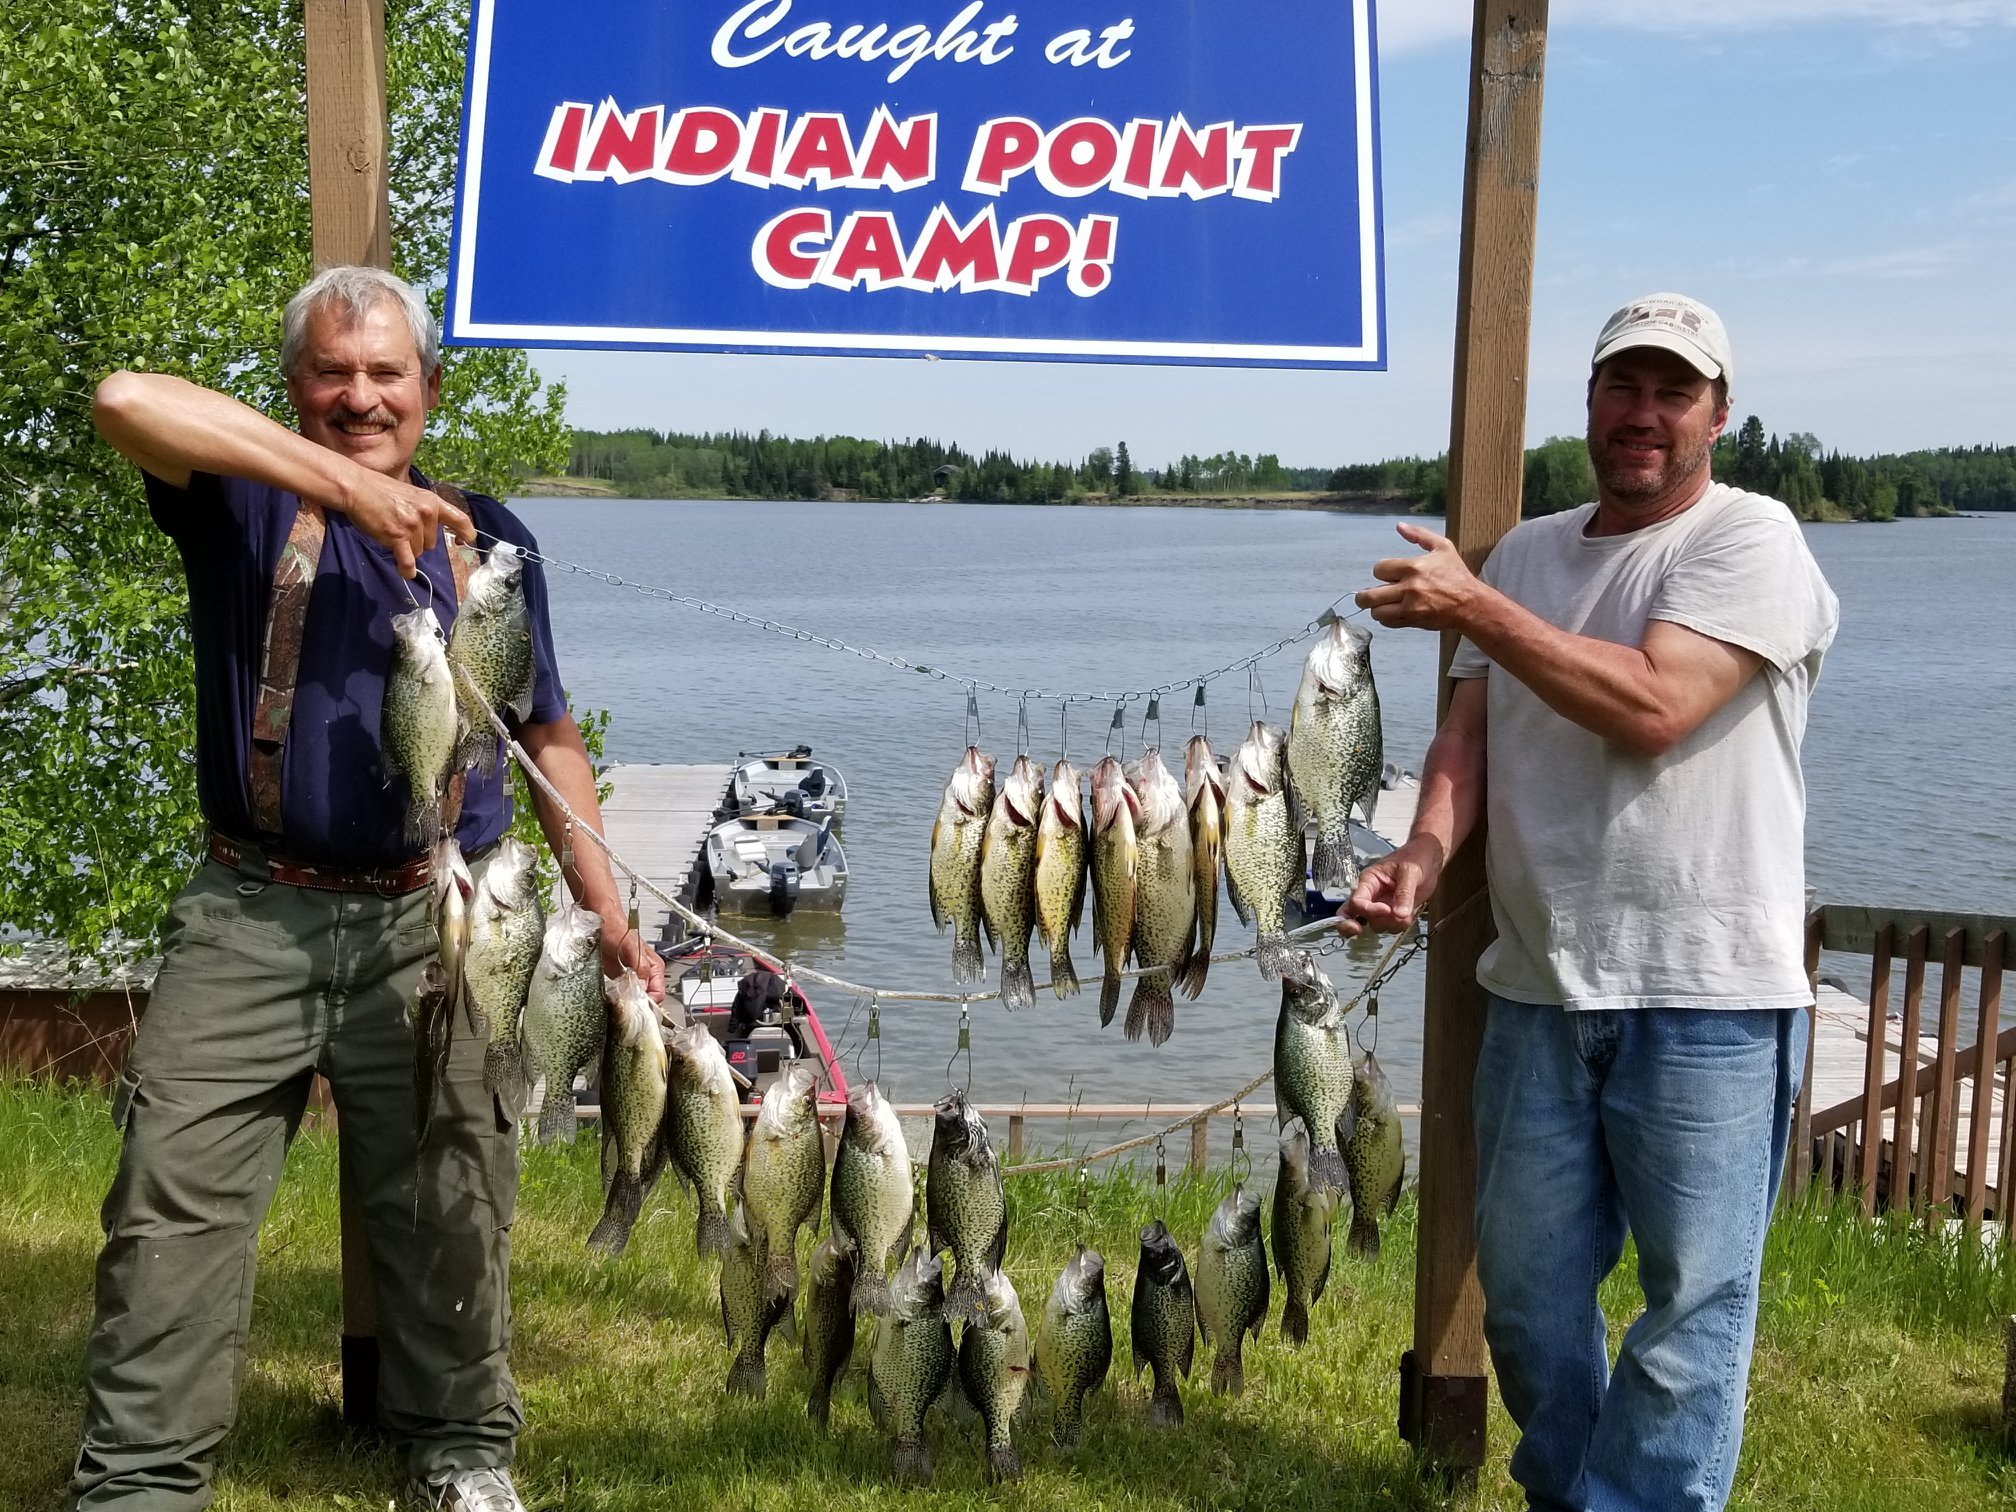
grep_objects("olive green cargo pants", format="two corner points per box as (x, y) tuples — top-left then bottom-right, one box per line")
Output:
(69, 859), (522, 1509)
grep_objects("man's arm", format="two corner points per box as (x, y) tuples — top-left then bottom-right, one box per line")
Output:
(1340, 676), (1486, 936)
(516, 714), (666, 1002)
(1357, 522), (1762, 759)
(91, 370), (470, 577)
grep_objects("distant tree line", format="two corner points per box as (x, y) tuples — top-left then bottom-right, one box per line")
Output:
(566, 424), (2015, 520)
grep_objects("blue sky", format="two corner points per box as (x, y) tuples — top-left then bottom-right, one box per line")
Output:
(527, 1), (2016, 468)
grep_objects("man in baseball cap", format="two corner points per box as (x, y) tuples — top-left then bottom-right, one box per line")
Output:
(1344, 291), (1838, 1511)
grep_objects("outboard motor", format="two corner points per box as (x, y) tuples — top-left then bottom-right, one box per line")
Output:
(778, 788), (808, 820)
(767, 859), (802, 917)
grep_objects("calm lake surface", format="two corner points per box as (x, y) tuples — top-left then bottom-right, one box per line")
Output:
(513, 500), (2016, 1142)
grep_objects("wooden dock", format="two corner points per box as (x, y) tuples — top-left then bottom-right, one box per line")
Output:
(599, 763), (734, 942)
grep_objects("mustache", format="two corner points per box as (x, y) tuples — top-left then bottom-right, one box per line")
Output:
(328, 406), (398, 428)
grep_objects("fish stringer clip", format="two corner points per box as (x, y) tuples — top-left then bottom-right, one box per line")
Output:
(946, 1003), (972, 1092)
(1016, 695), (1031, 759)
(1230, 1101), (1250, 1196)
(1358, 991), (1381, 1055)
(1105, 703), (1126, 759)
(1140, 695), (1162, 755)
(1247, 664), (1270, 724)
(1058, 702), (1071, 762)
(559, 818), (576, 897)
(864, 995), (882, 1085)
(963, 686), (981, 748)
(1192, 684), (1208, 740)
(1155, 1134), (1168, 1190)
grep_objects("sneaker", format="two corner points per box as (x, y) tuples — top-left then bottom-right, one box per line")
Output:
(408, 1467), (526, 1512)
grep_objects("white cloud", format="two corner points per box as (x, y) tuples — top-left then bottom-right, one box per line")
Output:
(1380, 0), (2016, 54)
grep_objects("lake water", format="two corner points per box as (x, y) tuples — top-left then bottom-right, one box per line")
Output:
(513, 500), (2016, 1144)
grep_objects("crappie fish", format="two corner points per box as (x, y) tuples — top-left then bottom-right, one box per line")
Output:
(742, 1062), (826, 1299)
(1275, 976), (1354, 1194)
(1196, 1187), (1269, 1397)
(803, 1231), (859, 1428)
(1129, 1219), (1196, 1429)
(1176, 736), (1225, 1001)
(831, 1081), (915, 1315)
(447, 541), (534, 777)
(466, 837), (544, 1100)
(979, 754), (1044, 1011)
(1032, 758), (1089, 999)
(958, 1267), (1033, 1481)
(406, 959), (453, 1148)
(1087, 755), (1139, 1028)
(1036, 1244), (1112, 1450)
(520, 894), (604, 1144)
(721, 1207), (792, 1398)
(383, 606), (461, 847)
(1123, 749), (1195, 1047)
(430, 836), (475, 1034)
(663, 1021), (745, 1259)
(927, 1089), (1007, 1327)
(587, 970), (669, 1255)
(1222, 722), (1310, 985)
(929, 747), (996, 984)
(1286, 617), (1383, 894)
(871, 1250), (955, 1484)
(1344, 1051), (1406, 1258)
(1271, 1118), (1339, 1347)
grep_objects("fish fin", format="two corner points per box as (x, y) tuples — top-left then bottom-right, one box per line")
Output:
(1348, 1210), (1381, 1259)
(986, 1444), (1023, 1482)
(944, 1271), (990, 1328)
(1282, 1297), (1309, 1348)
(1334, 1098), (1357, 1154)
(1050, 939), (1080, 1000)
(1225, 869), (1254, 928)
(1050, 1395), (1084, 1450)
(1149, 1382), (1184, 1429)
(980, 907), (997, 955)
(806, 1386), (831, 1429)
(696, 1203), (731, 1260)
(1210, 1349), (1244, 1398)
(928, 831), (947, 931)
(1312, 1248), (1333, 1309)
(1124, 974), (1175, 1047)
(482, 1041), (522, 1102)
(1098, 971), (1122, 1028)
(774, 1294), (798, 1346)
(1174, 940), (1210, 1001)
(535, 1084), (576, 1146)
(764, 1249), (800, 1302)
(1309, 828), (1360, 894)
(851, 1271), (893, 1316)
(1311, 1147), (1350, 1196)
(891, 1439), (933, 1485)
(1070, 828), (1090, 934)
(1386, 1163), (1405, 1217)
(1000, 955), (1034, 1013)
(952, 927), (984, 985)
(587, 1171), (645, 1255)
(986, 1210), (1009, 1273)
(1256, 932), (1306, 985)
(725, 1352), (766, 1399)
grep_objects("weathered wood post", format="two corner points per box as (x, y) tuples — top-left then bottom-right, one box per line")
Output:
(305, 0), (392, 1428)
(1397, 0), (1549, 1481)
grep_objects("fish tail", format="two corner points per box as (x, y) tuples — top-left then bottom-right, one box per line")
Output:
(725, 1351), (767, 1399)
(481, 1042), (522, 1102)
(764, 1250), (800, 1302)
(1149, 1381), (1184, 1429)
(1175, 947), (1210, 1001)
(851, 1272), (894, 1317)
(1282, 1297), (1310, 1348)
(1312, 1147), (1350, 1195)
(1310, 829), (1359, 894)
(1211, 1347), (1245, 1398)
(986, 1443), (1024, 1482)
(943, 1270), (990, 1328)
(1050, 940), (1080, 999)
(891, 1438), (934, 1485)
(1050, 1394), (1085, 1450)
(586, 1172), (644, 1255)
(806, 1385), (832, 1428)
(1098, 971), (1122, 1028)
(405, 794), (442, 850)
(1348, 1210), (1382, 1260)
(695, 1203), (732, 1261)
(535, 1085), (577, 1146)
(1124, 973), (1176, 1047)
(1256, 933), (1306, 985)
(952, 925), (984, 985)
(1000, 954), (1035, 1013)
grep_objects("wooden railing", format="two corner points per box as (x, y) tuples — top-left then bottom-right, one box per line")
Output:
(1795, 906), (2011, 1224)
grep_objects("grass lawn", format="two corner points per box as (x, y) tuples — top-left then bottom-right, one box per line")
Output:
(4, 1075), (2014, 1510)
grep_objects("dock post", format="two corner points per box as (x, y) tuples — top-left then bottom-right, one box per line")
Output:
(1008, 1114), (1024, 1164)
(1189, 1117), (1209, 1175)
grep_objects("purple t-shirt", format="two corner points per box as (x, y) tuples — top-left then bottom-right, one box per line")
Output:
(145, 467), (568, 868)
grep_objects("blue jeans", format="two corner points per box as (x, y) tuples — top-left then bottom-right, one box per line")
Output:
(1472, 996), (1806, 1512)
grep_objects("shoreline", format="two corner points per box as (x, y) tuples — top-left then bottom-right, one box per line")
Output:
(515, 478), (1428, 512)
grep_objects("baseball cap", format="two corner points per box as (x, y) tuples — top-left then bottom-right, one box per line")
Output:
(1591, 293), (1732, 384)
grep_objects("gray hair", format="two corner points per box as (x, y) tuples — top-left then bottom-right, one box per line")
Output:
(281, 265), (439, 378)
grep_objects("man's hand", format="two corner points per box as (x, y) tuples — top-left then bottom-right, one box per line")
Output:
(602, 924), (666, 1004)
(1337, 835), (1447, 938)
(337, 470), (474, 579)
(1355, 521), (1486, 633)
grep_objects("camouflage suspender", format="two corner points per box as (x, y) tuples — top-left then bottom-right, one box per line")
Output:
(247, 482), (484, 847)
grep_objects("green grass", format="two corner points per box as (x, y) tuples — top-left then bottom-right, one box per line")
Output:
(4, 1075), (2015, 1511)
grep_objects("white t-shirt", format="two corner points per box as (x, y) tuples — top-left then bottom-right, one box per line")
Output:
(1448, 484), (1839, 1011)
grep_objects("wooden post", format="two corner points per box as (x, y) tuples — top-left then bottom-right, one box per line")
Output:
(1787, 911), (1823, 1202)
(1008, 1114), (1025, 1164)
(1399, 0), (1549, 1479)
(1894, 926), (1930, 1214)
(1965, 933), (2006, 1224)
(1855, 924), (1894, 1211)
(307, 0), (392, 1427)
(1922, 928), (1966, 1224)
(1190, 1116), (1209, 1175)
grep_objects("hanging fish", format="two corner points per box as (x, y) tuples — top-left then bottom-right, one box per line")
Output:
(927, 1089), (1008, 1328)
(447, 541), (535, 777)
(929, 746), (995, 984)
(1087, 755), (1139, 1028)
(1222, 721), (1311, 985)
(830, 1082), (915, 1315)
(520, 894), (604, 1144)
(587, 970), (669, 1256)
(662, 1021), (745, 1259)
(1344, 1051), (1406, 1258)
(1033, 757), (1089, 999)
(383, 606), (461, 847)
(721, 1206), (793, 1398)
(1129, 1219), (1196, 1428)
(1037, 1244), (1113, 1450)
(1123, 749), (1195, 1047)
(742, 1062), (826, 1300)
(465, 837), (544, 1101)
(803, 1231), (859, 1428)
(406, 959), (453, 1148)
(1271, 1117), (1339, 1348)
(1286, 618), (1383, 895)
(1177, 735), (1226, 1000)
(1274, 976), (1354, 1194)
(958, 1267), (1034, 1481)
(1196, 1187), (1269, 1397)
(979, 754), (1044, 1011)
(429, 835), (475, 1034)
(870, 1249), (956, 1483)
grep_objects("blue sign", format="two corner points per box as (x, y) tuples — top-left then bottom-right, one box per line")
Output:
(447, 1), (1385, 368)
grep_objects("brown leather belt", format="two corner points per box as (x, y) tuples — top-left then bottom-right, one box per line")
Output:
(209, 833), (434, 895)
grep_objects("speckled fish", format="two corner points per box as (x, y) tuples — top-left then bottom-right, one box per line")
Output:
(1129, 1219), (1196, 1429)
(663, 1020), (745, 1259)
(1175, 736), (1225, 1001)
(1344, 1051), (1406, 1258)
(1196, 1187), (1269, 1397)
(1286, 617), (1383, 894)
(929, 747), (996, 984)
(1275, 976), (1354, 1194)
(803, 1231), (859, 1428)
(871, 1249), (955, 1484)
(1271, 1117), (1339, 1348)
(430, 835), (475, 1035)
(831, 1081), (914, 1315)
(979, 754), (1044, 1011)
(958, 1267), (1033, 1481)
(1036, 1244), (1112, 1450)
(466, 837), (544, 1101)
(742, 1061), (826, 1299)
(1123, 749), (1195, 1047)
(447, 541), (534, 777)
(406, 959), (452, 1148)
(1087, 755), (1139, 1028)
(1033, 758), (1089, 999)
(520, 893), (604, 1144)
(927, 1089), (1007, 1327)
(587, 970), (669, 1255)
(721, 1206), (792, 1398)
(1222, 722), (1310, 985)
(383, 605), (461, 847)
